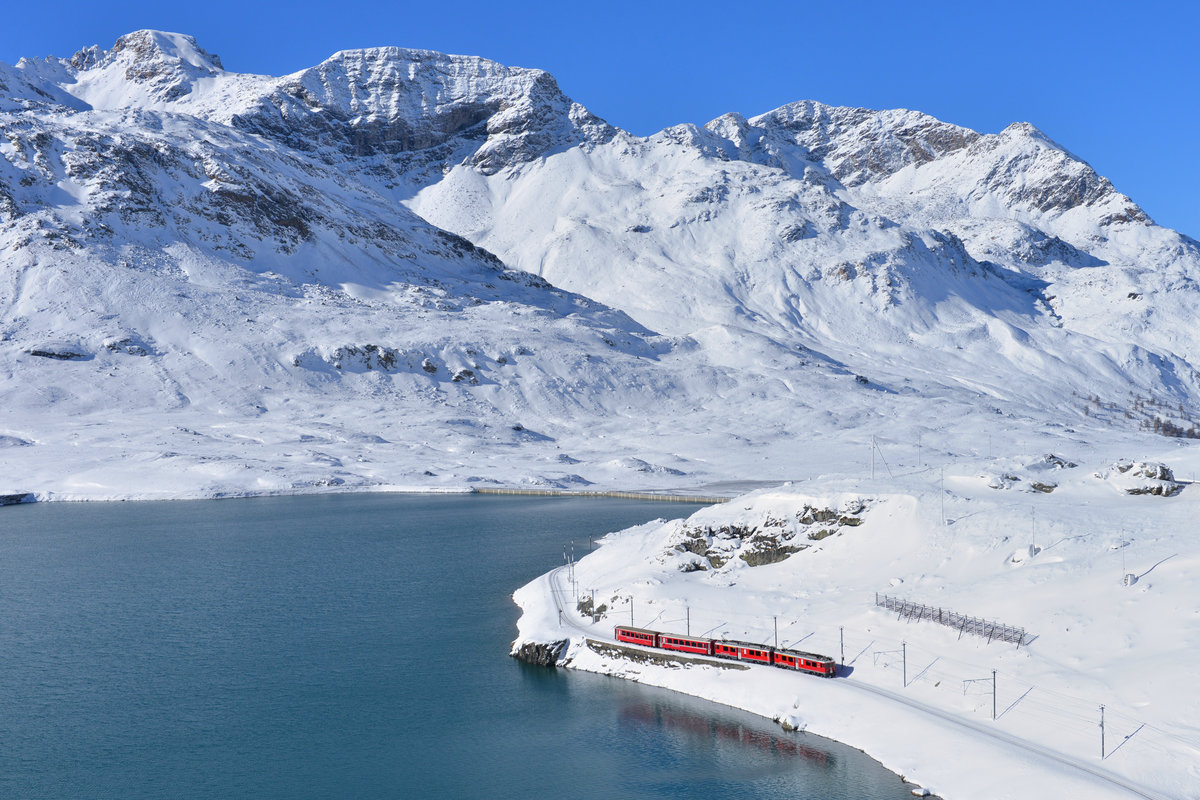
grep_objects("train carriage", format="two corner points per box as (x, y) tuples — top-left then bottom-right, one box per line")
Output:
(659, 633), (713, 656)
(614, 625), (660, 648)
(737, 644), (773, 664)
(775, 647), (837, 677)
(773, 650), (801, 670)
(711, 641), (741, 660)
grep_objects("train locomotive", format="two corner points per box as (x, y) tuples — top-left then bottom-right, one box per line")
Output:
(614, 625), (837, 678)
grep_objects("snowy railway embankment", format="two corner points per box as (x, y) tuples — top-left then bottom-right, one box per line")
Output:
(512, 477), (1200, 800)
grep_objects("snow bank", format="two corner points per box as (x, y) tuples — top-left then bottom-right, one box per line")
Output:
(514, 477), (1200, 799)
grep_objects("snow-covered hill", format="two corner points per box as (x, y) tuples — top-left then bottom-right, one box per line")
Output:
(1, 30), (1199, 504)
(513, 471), (1200, 798)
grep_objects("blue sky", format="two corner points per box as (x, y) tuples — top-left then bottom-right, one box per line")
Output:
(3, 0), (1197, 236)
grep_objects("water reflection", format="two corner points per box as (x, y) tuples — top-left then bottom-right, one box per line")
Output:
(620, 701), (834, 768)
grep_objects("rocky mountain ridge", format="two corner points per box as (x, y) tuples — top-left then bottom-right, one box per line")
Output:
(2, 31), (1198, 499)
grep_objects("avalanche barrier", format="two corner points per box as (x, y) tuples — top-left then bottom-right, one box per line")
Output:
(875, 593), (1031, 647)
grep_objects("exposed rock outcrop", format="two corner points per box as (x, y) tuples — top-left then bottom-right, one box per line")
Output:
(1095, 460), (1183, 497)
(511, 639), (569, 667)
(670, 500), (868, 571)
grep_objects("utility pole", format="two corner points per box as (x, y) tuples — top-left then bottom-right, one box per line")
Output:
(902, 641), (907, 687)
(1100, 705), (1106, 759)
(992, 670), (997, 721)
(840, 626), (845, 665)
(686, 606), (690, 636)
(774, 616), (778, 649)
(591, 589), (596, 623)
(629, 597), (634, 626)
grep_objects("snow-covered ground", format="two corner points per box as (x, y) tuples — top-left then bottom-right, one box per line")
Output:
(5, 30), (1200, 796)
(513, 455), (1200, 799)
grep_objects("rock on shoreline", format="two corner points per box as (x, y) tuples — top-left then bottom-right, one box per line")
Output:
(511, 639), (569, 667)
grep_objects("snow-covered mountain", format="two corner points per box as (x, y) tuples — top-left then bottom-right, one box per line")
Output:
(2, 30), (1199, 499)
(7, 31), (1200, 800)
(409, 94), (1200, 409)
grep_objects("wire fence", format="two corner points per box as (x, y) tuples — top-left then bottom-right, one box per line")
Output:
(875, 593), (1030, 647)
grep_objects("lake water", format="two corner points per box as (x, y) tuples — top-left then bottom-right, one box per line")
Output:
(0, 493), (915, 798)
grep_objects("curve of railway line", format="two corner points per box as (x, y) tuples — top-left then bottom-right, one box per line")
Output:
(540, 566), (1173, 800)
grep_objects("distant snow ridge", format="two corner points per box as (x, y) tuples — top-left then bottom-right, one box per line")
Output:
(2, 30), (1200, 498)
(229, 45), (615, 176)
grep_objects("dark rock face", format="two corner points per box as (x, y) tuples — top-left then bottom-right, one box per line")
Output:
(511, 639), (568, 667)
(1109, 460), (1184, 496)
(70, 31), (225, 105)
(745, 102), (981, 186)
(226, 47), (615, 182)
(27, 343), (89, 360)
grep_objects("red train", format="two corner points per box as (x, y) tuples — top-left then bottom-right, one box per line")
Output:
(614, 625), (837, 678)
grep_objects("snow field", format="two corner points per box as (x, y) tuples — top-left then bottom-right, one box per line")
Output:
(514, 468), (1200, 799)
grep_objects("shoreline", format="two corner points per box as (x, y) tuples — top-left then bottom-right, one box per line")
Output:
(512, 516), (1184, 800)
(470, 487), (730, 503)
(549, 638), (1164, 800)
(0, 484), (736, 506)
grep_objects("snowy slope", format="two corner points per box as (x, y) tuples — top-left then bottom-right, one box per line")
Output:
(1, 30), (1198, 507)
(513, 467), (1200, 798)
(408, 100), (1200, 422)
(0, 33), (680, 498)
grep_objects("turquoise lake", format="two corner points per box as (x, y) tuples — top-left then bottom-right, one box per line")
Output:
(0, 493), (915, 798)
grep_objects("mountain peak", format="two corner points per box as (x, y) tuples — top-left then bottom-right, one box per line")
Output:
(999, 120), (1064, 150)
(49, 30), (226, 109)
(105, 30), (224, 73)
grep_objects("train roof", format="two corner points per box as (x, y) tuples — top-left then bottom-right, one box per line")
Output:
(715, 639), (771, 650)
(658, 632), (711, 641)
(614, 625), (660, 636)
(775, 647), (834, 662)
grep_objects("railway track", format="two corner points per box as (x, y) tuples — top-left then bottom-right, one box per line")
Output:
(540, 566), (1172, 800)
